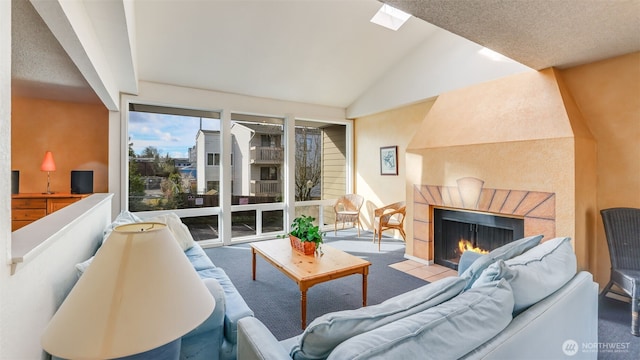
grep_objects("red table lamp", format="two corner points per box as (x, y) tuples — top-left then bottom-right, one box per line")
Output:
(41, 151), (56, 194)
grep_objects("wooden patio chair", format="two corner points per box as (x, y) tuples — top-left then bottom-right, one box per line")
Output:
(333, 194), (365, 236)
(373, 201), (406, 251)
(600, 207), (640, 336)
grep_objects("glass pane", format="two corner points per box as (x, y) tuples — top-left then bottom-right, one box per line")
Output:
(182, 215), (219, 241)
(263, 210), (284, 233)
(128, 105), (221, 211)
(294, 205), (322, 226)
(232, 210), (256, 237)
(295, 121), (347, 226)
(230, 114), (284, 204)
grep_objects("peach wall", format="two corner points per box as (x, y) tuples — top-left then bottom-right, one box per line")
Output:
(405, 138), (591, 267)
(11, 96), (109, 194)
(408, 69), (576, 150)
(561, 52), (640, 286)
(354, 99), (435, 236)
(354, 53), (637, 286)
(404, 67), (599, 271)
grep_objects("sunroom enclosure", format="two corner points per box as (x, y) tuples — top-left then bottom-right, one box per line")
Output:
(125, 103), (351, 247)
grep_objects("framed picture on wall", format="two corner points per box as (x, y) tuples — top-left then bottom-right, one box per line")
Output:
(380, 146), (398, 175)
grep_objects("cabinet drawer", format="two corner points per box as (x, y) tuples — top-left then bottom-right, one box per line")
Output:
(12, 209), (47, 221)
(48, 198), (79, 213)
(12, 198), (47, 209)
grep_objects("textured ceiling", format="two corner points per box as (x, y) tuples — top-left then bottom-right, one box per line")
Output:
(11, 0), (99, 103)
(10, 0), (640, 108)
(384, 0), (640, 70)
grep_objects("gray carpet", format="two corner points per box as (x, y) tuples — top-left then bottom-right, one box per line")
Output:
(204, 229), (640, 358)
(205, 229), (426, 340)
(598, 295), (640, 360)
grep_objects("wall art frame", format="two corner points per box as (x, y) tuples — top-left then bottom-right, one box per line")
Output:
(380, 145), (398, 175)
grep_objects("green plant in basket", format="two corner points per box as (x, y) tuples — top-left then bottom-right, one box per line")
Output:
(288, 215), (324, 246)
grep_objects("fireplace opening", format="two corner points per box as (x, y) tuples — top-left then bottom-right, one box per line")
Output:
(434, 209), (524, 270)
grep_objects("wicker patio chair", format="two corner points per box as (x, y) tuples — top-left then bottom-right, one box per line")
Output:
(333, 194), (364, 236)
(372, 201), (406, 251)
(600, 207), (640, 336)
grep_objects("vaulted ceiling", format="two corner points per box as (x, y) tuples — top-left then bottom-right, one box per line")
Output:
(11, 0), (640, 116)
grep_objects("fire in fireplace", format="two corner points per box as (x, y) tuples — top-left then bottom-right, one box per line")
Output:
(434, 208), (524, 270)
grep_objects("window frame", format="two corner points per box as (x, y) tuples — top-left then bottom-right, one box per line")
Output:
(121, 98), (353, 247)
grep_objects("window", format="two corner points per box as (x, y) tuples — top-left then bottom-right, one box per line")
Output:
(126, 103), (352, 244)
(260, 167), (278, 180)
(294, 120), (347, 227)
(127, 103), (221, 212)
(230, 113), (285, 239)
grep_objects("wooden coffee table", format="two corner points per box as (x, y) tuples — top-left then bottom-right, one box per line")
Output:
(251, 238), (371, 329)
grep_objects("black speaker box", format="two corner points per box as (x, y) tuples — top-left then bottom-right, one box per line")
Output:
(11, 170), (19, 194)
(71, 170), (94, 194)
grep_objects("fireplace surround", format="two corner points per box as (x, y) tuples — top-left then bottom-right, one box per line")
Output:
(413, 177), (555, 264)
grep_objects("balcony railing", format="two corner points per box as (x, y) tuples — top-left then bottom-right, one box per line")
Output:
(250, 146), (283, 164)
(251, 180), (282, 196)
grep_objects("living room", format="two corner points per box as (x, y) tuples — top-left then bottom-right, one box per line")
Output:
(1, 0), (639, 359)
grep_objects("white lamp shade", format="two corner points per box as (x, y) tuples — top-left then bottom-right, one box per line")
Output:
(41, 222), (215, 359)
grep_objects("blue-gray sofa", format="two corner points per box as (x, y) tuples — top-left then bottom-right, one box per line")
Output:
(183, 242), (254, 360)
(237, 235), (599, 360)
(69, 212), (254, 360)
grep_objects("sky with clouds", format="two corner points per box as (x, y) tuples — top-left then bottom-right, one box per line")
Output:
(129, 112), (220, 159)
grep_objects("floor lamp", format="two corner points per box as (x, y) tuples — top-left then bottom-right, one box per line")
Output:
(41, 222), (215, 360)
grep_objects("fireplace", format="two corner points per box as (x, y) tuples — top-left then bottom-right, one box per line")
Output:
(434, 208), (524, 270)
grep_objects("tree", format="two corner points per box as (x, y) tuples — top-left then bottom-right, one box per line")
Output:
(128, 139), (146, 211)
(141, 146), (160, 158)
(295, 127), (322, 201)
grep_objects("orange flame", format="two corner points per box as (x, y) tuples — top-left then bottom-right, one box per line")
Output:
(458, 239), (489, 254)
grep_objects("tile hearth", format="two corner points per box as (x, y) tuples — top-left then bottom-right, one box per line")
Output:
(390, 260), (457, 282)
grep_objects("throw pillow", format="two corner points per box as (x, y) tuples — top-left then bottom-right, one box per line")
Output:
(290, 276), (466, 360)
(459, 234), (543, 289)
(146, 213), (196, 251)
(102, 210), (142, 245)
(472, 236), (576, 314)
(76, 210), (142, 277)
(328, 279), (514, 360)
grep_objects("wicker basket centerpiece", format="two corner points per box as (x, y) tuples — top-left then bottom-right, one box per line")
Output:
(285, 215), (324, 256)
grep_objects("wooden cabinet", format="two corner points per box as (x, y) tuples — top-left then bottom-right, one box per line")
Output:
(11, 193), (89, 231)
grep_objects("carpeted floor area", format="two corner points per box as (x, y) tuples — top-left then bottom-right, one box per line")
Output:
(205, 230), (426, 340)
(598, 295), (640, 360)
(204, 230), (640, 358)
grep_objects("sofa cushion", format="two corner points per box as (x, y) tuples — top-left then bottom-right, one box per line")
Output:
(102, 210), (141, 245)
(75, 211), (142, 276)
(185, 242), (217, 272)
(76, 211), (196, 277)
(459, 234), (543, 289)
(327, 279), (514, 360)
(472, 236), (577, 313)
(290, 276), (466, 360)
(146, 212), (197, 251)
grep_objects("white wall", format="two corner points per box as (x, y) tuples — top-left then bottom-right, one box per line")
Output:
(347, 29), (532, 118)
(0, 195), (113, 359)
(0, 0), (13, 356)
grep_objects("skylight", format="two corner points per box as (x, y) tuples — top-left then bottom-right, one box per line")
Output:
(370, 4), (411, 31)
(478, 47), (512, 62)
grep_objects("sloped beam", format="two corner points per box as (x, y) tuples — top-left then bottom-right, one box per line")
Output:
(30, 0), (136, 111)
